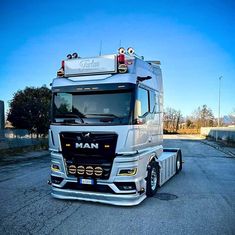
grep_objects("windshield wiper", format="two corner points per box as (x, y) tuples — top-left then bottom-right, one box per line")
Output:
(86, 113), (119, 118)
(86, 113), (123, 123)
(55, 113), (85, 123)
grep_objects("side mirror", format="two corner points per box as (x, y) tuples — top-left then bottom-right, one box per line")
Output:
(134, 100), (141, 119)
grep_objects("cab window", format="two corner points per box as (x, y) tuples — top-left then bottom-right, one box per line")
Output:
(137, 87), (149, 116)
(149, 91), (156, 113)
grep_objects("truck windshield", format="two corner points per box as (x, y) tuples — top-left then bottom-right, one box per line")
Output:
(52, 90), (134, 125)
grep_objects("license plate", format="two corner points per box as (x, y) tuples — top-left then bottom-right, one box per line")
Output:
(79, 178), (94, 185)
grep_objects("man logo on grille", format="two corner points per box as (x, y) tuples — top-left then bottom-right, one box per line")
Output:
(75, 143), (99, 149)
(84, 133), (90, 138)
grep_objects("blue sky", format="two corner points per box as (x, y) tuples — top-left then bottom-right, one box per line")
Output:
(0, 0), (234, 117)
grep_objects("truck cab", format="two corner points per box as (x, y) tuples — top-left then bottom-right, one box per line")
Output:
(49, 48), (182, 206)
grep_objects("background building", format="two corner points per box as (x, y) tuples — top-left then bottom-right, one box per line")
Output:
(0, 100), (5, 129)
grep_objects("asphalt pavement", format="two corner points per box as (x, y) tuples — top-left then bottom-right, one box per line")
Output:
(0, 137), (235, 235)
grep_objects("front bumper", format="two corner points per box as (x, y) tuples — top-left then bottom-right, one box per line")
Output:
(50, 149), (157, 206)
(51, 186), (146, 206)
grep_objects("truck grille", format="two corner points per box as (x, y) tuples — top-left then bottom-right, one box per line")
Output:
(60, 132), (118, 179)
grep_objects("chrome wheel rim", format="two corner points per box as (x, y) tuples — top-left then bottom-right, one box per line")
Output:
(151, 168), (157, 191)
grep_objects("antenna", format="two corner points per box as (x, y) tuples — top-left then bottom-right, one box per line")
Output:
(99, 40), (103, 56)
(119, 40), (122, 48)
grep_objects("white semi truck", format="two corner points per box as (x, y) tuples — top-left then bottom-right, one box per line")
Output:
(48, 47), (182, 206)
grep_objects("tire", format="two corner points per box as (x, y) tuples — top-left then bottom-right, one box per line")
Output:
(146, 161), (159, 197)
(176, 150), (182, 174)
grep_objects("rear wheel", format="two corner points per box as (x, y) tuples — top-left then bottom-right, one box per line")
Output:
(176, 150), (182, 174)
(146, 161), (159, 197)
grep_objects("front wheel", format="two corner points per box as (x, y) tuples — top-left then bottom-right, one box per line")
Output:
(146, 161), (159, 197)
(176, 150), (182, 174)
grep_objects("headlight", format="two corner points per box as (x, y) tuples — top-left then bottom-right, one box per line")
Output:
(51, 164), (60, 172)
(118, 168), (137, 176)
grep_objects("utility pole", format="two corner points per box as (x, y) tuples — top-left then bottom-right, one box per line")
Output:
(99, 40), (102, 56)
(218, 76), (222, 127)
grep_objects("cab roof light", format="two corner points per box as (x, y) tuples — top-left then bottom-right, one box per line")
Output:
(61, 60), (65, 69)
(118, 47), (126, 64)
(57, 60), (65, 77)
(118, 54), (125, 64)
(117, 47), (128, 73)
(118, 47), (125, 55)
(67, 54), (72, 59)
(118, 64), (128, 73)
(72, 52), (78, 59)
(127, 47), (135, 56)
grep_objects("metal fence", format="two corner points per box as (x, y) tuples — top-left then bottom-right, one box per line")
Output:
(0, 129), (47, 150)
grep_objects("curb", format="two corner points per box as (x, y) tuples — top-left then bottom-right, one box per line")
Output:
(200, 140), (235, 158)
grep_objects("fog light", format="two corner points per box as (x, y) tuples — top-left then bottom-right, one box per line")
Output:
(118, 168), (137, 176)
(51, 164), (60, 172)
(77, 165), (85, 175)
(86, 166), (94, 176)
(68, 165), (76, 174)
(51, 175), (63, 184)
(123, 185), (134, 190)
(115, 182), (136, 191)
(94, 167), (103, 176)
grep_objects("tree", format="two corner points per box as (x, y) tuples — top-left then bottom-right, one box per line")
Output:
(164, 107), (182, 132)
(186, 118), (193, 128)
(192, 104), (215, 130)
(7, 86), (51, 137)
